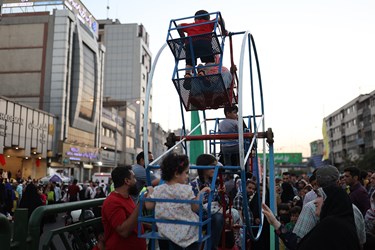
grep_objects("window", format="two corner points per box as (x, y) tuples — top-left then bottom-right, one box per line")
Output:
(126, 108), (136, 120)
(126, 136), (135, 148)
(126, 123), (135, 134)
(78, 44), (96, 121)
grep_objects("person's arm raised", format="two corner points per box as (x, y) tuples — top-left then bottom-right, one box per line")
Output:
(262, 203), (281, 230)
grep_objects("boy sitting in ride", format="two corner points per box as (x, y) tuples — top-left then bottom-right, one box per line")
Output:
(189, 54), (234, 109)
(203, 54), (233, 89)
(178, 10), (227, 89)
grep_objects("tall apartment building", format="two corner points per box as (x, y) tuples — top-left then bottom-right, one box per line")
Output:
(0, 1), (104, 181)
(324, 90), (375, 167)
(98, 19), (153, 156)
(151, 122), (167, 160)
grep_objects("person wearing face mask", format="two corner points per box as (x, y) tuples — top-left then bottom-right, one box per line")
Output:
(262, 165), (363, 250)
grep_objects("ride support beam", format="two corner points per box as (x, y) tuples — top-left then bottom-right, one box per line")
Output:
(174, 129), (273, 141)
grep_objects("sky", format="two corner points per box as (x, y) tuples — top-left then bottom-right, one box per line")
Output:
(84, 0), (375, 157)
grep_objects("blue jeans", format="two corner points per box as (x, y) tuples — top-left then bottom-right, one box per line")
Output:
(210, 212), (224, 250)
(223, 152), (240, 166)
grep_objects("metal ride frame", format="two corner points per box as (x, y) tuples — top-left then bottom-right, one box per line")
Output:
(139, 11), (276, 250)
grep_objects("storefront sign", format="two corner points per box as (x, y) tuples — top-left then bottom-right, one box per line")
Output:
(64, 145), (98, 162)
(258, 153), (303, 164)
(0, 113), (23, 125)
(28, 122), (48, 131)
(2, 0), (98, 37)
(0, 97), (55, 156)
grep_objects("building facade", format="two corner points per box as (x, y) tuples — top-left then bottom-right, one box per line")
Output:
(101, 101), (137, 171)
(0, 96), (56, 179)
(98, 19), (153, 154)
(0, 1), (104, 181)
(151, 122), (167, 160)
(324, 90), (375, 168)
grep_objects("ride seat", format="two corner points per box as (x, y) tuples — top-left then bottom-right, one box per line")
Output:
(173, 73), (232, 111)
(167, 32), (222, 61)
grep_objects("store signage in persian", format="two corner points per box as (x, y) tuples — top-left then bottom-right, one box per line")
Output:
(64, 0), (98, 36)
(65, 146), (98, 161)
(0, 112), (24, 125)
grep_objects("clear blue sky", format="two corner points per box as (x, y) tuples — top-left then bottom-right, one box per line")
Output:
(84, 0), (375, 157)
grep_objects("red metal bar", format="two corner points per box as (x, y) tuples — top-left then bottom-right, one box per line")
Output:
(174, 132), (269, 141)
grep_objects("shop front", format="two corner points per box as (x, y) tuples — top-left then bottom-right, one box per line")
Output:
(61, 143), (100, 183)
(0, 96), (56, 180)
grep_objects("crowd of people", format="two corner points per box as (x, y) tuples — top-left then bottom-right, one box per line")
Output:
(262, 166), (375, 250)
(0, 170), (111, 222)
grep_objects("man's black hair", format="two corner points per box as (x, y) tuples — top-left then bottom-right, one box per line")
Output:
(111, 165), (133, 188)
(223, 105), (238, 116)
(344, 166), (361, 178)
(136, 151), (152, 164)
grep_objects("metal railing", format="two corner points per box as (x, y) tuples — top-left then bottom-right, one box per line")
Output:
(0, 198), (105, 250)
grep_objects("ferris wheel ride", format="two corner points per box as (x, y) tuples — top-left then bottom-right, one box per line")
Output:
(138, 11), (276, 250)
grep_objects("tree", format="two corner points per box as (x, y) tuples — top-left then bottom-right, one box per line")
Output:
(357, 149), (375, 170)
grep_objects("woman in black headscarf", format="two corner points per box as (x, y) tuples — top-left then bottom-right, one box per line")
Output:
(297, 185), (360, 250)
(263, 185), (361, 250)
(19, 182), (43, 218)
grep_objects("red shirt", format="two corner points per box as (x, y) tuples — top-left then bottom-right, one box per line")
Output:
(101, 192), (146, 250)
(180, 19), (215, 36)
(67, 184), (80, 200)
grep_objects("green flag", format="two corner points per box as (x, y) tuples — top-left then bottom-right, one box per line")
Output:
(189, 111), (204, 164)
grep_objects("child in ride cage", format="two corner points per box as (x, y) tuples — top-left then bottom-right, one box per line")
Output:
(145, 153), (210, 250)
(178, 10), (228, 89)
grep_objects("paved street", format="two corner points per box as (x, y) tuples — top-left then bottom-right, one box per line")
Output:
(39, 213), (69, 250)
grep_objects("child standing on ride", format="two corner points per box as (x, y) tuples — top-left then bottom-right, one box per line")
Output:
(178, 10), (227, 81)
(145, 153), (210, 250)
(190, 153), (226, 250)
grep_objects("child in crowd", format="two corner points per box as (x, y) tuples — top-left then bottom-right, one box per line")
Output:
(145, 153), (210, 250)
(285, 206), (301, 232)
(277, 203), (291, 226)
(38, 186), (47, 205)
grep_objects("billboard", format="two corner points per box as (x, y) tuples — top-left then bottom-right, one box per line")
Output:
(258, 153), (303, 164)
(64, 0), (98, 36)
(2, 0), (98, 37)
(2, 0), (63, 7)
